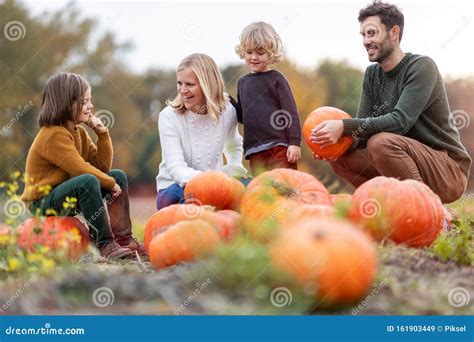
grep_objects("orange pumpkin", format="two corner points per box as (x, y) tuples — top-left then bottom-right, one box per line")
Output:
(184, 171), (245, 211)
(348, 176), (444, 247)
(17, 216), (89, 260)
(214, 209), (241, 242)
(149, 219), (220, 269)
(240, 168), (332, 242)
(270, 217), (377, 307)
(282, 204), (335, 226)
(329, 193), (352, 206)
(144, 204), (240, 250)
(303, 106), (353, 159)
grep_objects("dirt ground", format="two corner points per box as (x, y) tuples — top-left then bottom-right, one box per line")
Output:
(1, 196), (472, 315)
(0, 243), (472, 316)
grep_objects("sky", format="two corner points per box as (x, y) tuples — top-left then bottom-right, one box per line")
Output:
(23, 0), (474, 77)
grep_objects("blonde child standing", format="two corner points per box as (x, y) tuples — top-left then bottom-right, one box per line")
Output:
(21, 72), (145, 259)
(235, 22), (302, 176)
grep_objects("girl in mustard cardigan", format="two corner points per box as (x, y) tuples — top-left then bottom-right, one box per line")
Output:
(21, 72), (145, 259)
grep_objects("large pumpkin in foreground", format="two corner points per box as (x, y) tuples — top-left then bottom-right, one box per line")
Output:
(184, 171), (245, 211)
(240, 168), (332, 242)
(144, 204), (240, 250)
(17, 216), (89, 260)
(303, 106), (353, 159)
(270, 217), (377, 308)
(281, 204), (335, 227)
(149, 219), (220, 269)
(348, 176), (444, 247)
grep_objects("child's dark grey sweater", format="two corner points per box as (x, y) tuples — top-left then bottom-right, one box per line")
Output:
(236, 70), (301, 158)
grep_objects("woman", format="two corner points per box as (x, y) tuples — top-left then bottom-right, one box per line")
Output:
(156, 53), (247, 210)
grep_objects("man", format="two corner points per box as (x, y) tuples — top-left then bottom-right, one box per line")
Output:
(311, 1), (471, 203)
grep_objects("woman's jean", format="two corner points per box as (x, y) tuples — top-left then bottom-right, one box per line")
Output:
(156, 183), (184, 211)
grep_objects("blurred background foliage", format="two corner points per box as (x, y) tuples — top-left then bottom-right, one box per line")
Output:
(1, 0), (472, 194)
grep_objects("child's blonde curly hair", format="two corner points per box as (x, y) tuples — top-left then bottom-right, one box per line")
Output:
(235, 22), (283, 64)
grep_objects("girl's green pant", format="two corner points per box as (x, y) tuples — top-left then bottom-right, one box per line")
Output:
(30, 169), (132, 248)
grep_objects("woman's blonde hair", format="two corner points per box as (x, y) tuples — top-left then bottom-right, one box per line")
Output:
(235, 22), (283, 64)
(167, 53), (227, 120)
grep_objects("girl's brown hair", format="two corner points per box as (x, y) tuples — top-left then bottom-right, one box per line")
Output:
(38, 72), (90, 127)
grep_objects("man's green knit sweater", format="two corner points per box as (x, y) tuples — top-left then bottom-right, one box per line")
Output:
(342, 53), (471, 177)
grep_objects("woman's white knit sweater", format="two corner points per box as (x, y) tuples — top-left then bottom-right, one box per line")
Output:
(156, 103), (246, 191)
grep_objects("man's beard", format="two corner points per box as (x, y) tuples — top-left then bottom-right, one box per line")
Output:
(370, 40), (394, 64)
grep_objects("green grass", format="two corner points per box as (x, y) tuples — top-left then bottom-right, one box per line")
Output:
(132, 221), (145, 243)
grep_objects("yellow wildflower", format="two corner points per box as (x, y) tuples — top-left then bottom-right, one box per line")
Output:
(40, 258), (55, 272)
(7, 257), (22, 272)
(10, 171), (20, 180)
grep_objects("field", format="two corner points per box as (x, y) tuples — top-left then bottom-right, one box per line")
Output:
(0, 195), (472, 315)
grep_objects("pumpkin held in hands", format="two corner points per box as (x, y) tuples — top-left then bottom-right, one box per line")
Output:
(303, 106), (353, 159)
(270, 217), (377, 308)
(149, 219), (220, 269)
(348, 176), (444, 247)
(184, 171), (245, 211)
(17, 216), (89, 260)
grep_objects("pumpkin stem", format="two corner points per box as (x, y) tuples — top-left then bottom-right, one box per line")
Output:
(272, 180), (299, 199)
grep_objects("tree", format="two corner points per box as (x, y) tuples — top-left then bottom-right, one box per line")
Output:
(316, 59), (363, 116)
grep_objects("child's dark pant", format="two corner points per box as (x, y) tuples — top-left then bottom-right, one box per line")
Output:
(30, 169), (132, 248)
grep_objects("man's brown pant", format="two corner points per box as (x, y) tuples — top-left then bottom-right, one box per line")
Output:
(331, 133), (467, 203)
